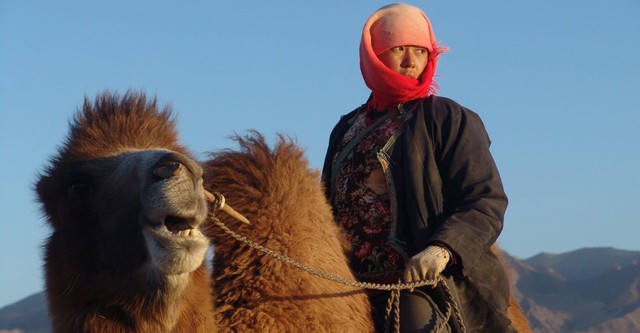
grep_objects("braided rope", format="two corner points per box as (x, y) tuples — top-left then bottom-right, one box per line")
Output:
(208, 193), (466, 333)
(384, 288), (401, 333)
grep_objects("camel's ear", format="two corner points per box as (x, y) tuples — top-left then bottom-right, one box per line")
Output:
(35, 172), (66, 227)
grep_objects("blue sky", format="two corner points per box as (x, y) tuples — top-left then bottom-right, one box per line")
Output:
(1, 1), (639, 308)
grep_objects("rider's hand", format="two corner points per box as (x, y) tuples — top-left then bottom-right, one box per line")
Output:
(402, 245), (451, 285)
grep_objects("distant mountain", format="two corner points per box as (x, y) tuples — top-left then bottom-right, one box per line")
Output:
(0, 292), (50, 333)
(2, 247), (639, 333)
(510, 247), (640, 333)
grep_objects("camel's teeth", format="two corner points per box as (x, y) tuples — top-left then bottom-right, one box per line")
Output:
(175, 229), (195, 237)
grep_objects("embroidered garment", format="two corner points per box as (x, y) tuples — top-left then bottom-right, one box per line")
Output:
(332, 109), (405, 282)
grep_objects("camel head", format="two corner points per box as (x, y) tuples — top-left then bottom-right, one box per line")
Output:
(36, 91), (210, 281)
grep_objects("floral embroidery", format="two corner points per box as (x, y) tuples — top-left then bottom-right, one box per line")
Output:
(333, 110), (404, 280)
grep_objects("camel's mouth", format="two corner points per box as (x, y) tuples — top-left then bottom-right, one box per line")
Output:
(143, 215), (210, 275)
(148, 215), (206, 239)
(164, 215), (202, 236)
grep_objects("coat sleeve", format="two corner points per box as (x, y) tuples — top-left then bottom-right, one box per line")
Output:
(427, 98), (508, 276)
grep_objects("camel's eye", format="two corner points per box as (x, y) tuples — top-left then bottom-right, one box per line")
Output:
(68, 183), (93, 200)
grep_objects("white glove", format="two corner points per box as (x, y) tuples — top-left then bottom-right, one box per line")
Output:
(403, 245), (451, 284)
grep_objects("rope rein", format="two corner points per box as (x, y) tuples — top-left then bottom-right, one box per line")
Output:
(208, 192), (466, 333)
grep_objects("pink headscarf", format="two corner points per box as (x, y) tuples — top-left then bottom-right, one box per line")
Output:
(360, 3), (446, 110)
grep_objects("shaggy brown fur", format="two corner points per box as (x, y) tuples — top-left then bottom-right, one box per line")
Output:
(492, 246), (532, 333)
(36, 91), (216, 333)
(508, 296), (532, 333)
(202, 132), (375, 332)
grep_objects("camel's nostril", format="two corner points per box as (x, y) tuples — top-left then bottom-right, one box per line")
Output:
(153, 161), (183, 179)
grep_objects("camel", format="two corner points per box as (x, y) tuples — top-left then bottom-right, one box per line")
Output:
(35, 91), (529, 332)
(202, 133), (375, 332)
(36, 91), (216, 333)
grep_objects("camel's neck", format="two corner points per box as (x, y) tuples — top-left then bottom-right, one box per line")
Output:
(50, 266), (214, 333)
